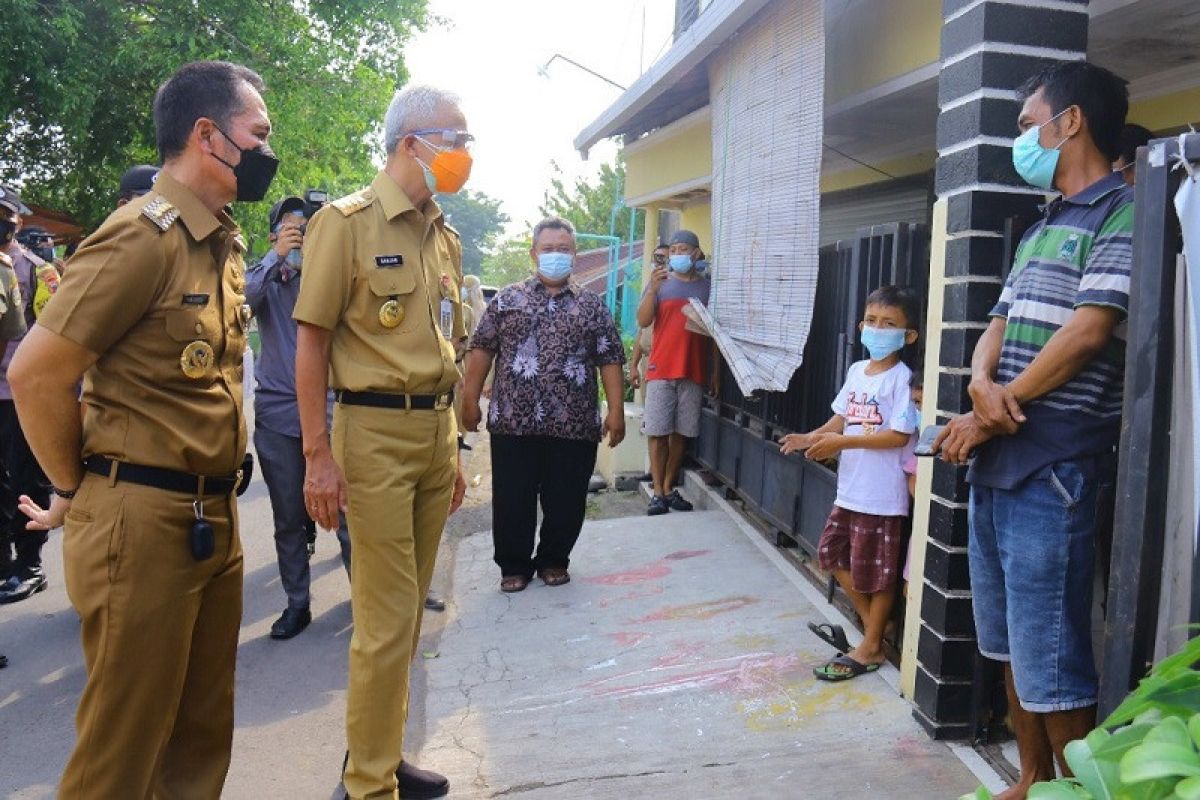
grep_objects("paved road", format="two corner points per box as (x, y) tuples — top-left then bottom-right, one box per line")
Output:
(0, 424), (983, 799)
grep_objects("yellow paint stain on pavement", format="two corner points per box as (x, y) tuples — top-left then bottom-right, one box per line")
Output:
(730, 633), (775, 650)
(738, 678), (875, 732)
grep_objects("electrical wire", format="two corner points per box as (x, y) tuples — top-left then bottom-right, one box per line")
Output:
(821, 143), (898, 179)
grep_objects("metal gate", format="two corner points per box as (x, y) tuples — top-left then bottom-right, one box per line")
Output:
(695, 222), (930, 553)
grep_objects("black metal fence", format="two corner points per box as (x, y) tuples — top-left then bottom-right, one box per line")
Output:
(695, 222), (930, 553)
(1098, 133), (1199, 716)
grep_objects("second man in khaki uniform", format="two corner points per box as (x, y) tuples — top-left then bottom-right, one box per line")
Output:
(294, 85), (471, 800)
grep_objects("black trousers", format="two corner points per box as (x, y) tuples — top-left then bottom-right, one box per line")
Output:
(490, 433), (598, 578)
(0, 400), (49, 577)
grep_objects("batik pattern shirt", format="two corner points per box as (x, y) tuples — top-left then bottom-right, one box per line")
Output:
(470, 277), (624, 442)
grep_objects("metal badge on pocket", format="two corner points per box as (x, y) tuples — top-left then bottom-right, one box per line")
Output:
(180, 341), (214, 378)
(379, 297), (404, 329)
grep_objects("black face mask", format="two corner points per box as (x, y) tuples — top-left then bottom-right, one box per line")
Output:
(0, 219), (14, 246)
(212, 125), (279, 202)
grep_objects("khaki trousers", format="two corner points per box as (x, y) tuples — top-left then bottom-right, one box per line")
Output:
(334, 403), (457, 800)
(59, 472), (243, 799)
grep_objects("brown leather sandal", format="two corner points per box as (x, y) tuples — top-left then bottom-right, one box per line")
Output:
(500, 575), (529, 593)
(538, 567), (571, 587)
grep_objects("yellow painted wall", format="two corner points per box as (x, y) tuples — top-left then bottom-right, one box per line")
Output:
(825, 0), (941, 105)
(680, 202), (713, 256)
(820, 151), (937, 194)
(624, 116), (713, 203)
(1129, 87), (1200, 133)
(900, 198), (947, 699)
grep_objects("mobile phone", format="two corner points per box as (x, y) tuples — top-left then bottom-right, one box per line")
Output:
(913, 424), (945, 457)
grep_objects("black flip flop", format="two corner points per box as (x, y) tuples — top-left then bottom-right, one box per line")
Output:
(807, 621), (852, 654)
(813, 654), (881, 682)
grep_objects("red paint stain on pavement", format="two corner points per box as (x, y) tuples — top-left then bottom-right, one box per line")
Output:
(631, 595), (760, 623)
(662, 549), (711, 561)
(584, 651), (803, 700)
(598, 584), (665, 608)
(606, 632), (651, 647)
(585, 562), (672, 586)
(654, 641), (706, 667)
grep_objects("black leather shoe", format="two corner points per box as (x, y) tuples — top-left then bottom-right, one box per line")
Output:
(0, 571), (47, 605)
(269, 606), (312, 640)
(424, 592), (446, 612)
(666, 489), (694, 512)
(396, 760), (449, 799)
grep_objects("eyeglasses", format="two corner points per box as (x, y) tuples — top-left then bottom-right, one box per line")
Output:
(408, 129), (474, 150)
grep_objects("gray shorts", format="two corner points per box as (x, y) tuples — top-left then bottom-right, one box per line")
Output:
(642, 378), (703, 437)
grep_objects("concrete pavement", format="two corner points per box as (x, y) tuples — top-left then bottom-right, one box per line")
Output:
(0, 422), (988, 798)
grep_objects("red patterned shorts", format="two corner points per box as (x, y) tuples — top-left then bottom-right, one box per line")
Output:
(817, 505), (905, 594)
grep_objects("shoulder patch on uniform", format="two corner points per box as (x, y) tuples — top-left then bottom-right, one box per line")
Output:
(331, 190), (374, 216)
(141, 196), (180, 232)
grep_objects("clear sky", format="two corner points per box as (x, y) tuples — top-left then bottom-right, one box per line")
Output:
(403, 0), (675, 238)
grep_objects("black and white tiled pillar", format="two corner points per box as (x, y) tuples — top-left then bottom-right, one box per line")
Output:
(907, 0), (1090, 740)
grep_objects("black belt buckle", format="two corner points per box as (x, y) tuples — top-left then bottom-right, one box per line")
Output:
(190, 500), (214, 561)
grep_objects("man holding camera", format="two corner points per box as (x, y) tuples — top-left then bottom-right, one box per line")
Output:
(247, 191), (351, 640)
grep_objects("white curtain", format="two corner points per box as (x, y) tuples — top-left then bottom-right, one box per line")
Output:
(686, 0), (825, 394)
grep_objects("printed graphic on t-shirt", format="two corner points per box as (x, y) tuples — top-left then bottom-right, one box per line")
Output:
(844, 391), (884, 434)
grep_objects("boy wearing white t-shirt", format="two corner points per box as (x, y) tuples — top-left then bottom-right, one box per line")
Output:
(780, 286), (920, 681)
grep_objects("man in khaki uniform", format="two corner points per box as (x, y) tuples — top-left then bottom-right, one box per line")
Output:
(8, 60), (276, 797)
(295, 85), (470, 800)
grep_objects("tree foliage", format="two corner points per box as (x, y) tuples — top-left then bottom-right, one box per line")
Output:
(437, 190), (509, 276)
(538, 157), (634, 244)
(480, 237), (533, 289)
(0, 0), (429, 250)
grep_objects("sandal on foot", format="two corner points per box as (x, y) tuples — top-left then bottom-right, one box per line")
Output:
(500, 575), (530, 593)
(813, 654), (880, 682)
(537, 567), (571, 587)
(807, 622), (852, 654)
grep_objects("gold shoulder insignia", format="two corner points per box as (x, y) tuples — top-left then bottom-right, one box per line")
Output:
(141, 196), (180, 232)
(331, 189), (374, 216)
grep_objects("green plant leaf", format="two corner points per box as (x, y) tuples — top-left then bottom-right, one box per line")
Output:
(1067, 732), (1119, 800)
(1028, 780), (1091, 798)
(1151, 635), (1200, 680)
(1176, 776), (1200, 800)
(1120, 742), (1200, 783)
(1189, 717), (1200, 750)
(958, 787), (993, 800)
(1149, 718), (1196, 749)
(1092, 724), (1154, 764)
(1121, 776), (1182, 800)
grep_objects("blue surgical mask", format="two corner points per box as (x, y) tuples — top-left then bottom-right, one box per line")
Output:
(1012, 108), (1070, 191)
(669, 254), (693, 273)
(537, 252), (573, 281)
(860, 326), (906, 360)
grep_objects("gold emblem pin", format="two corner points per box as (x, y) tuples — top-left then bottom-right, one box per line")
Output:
(379, 299), (405, 329)
(180, 341), (214, 378)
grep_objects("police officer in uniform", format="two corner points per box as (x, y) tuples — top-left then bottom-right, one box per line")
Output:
(9, 60), (276, 797)
(294, 84), (470, 800)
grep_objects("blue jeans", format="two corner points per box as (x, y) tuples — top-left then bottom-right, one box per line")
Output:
(969, 457), (1113, 713)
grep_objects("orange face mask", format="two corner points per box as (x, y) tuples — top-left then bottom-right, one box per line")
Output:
(415, 139), (473, 194)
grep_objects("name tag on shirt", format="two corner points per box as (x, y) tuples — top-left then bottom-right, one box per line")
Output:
(182, 293), (209, 306)
(375, 254), (404, 268)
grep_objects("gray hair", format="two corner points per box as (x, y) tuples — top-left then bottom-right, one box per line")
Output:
(383, 85), (462, 155)
(532, 216), (576, 248)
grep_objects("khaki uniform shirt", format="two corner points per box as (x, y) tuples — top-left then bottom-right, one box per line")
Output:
(38, 171), (249, 475)
(293, 171), (465, 395)
(0, 253), (25, 343)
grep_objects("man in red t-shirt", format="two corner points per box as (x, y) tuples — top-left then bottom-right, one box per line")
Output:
(635, 230), (711, 516)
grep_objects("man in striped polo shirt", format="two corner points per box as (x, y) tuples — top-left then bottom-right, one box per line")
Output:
(936, 61), (1132, 798)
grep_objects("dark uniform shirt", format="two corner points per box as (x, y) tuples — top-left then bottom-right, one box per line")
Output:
(37, 170), (249, 475)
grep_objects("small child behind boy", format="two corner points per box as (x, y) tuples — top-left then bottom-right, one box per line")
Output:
(780, 285), (920, 681)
